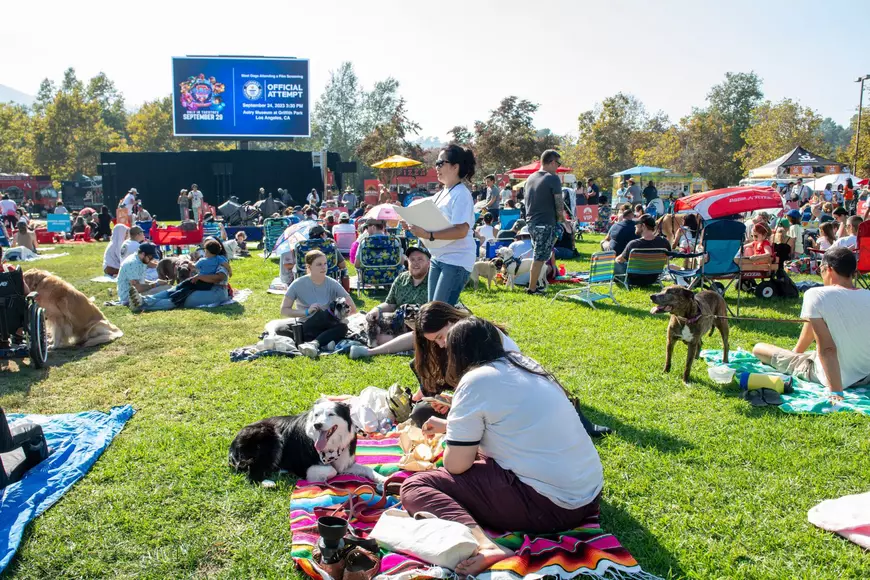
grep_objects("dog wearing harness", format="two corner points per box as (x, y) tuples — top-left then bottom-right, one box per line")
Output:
(650, 286), (730, 383)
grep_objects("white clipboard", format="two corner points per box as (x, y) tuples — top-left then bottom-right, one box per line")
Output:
(393, 199), (453, 249)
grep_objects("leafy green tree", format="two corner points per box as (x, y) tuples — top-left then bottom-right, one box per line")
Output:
(847, 108), (870, 178)
(355, 98), (422, 171)
(739, 99), (828, 172)
(0, 103), (34, 173)
(122, 95), (232, 153)
(312, 62), (364, 163)
(818, 117), (852, 158)
(473, 96), (549, 174)
(86, 72), (128, 137)
(447, 125), (473, 146)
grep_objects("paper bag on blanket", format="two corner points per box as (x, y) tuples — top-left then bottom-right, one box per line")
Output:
(370, 508), (479, 570)
(398, 425), (443, 472)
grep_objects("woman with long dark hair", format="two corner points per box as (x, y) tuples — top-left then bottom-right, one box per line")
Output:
(401, 317), (604, 577)
(403, 144), (476, 305)
(410, 302), (610, 437)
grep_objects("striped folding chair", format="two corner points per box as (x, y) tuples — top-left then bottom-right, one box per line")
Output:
(263, 217), (291, 257)
(551, 251), (617, 308)
(615, 248), (668, 290)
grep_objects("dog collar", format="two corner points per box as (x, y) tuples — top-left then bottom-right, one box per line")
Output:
(682, 300), (704, 325)
(504, 256), (522, 274)
(318, 443), (350, 465)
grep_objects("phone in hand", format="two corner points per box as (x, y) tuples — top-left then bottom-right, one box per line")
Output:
(422, 396), (452, 408)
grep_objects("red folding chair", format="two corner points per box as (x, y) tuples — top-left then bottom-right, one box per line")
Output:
(856, 221), (870, 289)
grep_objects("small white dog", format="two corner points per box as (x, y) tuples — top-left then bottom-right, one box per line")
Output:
(496, 247), (548, 290)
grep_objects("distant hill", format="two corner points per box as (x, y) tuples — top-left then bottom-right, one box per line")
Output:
(414, 136), (444, 150)
(0, 84), (35, 107)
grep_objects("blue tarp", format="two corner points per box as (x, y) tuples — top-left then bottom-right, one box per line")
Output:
(0, 405), (134, 572)
(611, 166), (670, 176)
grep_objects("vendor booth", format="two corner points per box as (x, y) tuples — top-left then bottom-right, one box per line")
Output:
(611, 166), (707, 200)
(745, 146), (847, 181)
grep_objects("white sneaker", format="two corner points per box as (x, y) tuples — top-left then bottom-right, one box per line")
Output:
(298, 341), (320, 359)
(128, 282), (143, 313)
(349, 345), (370, 360)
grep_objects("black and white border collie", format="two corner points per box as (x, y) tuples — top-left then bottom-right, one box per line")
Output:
(229, 399), (385, 484)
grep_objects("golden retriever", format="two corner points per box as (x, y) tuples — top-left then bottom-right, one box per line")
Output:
(23, 269), (124, 349)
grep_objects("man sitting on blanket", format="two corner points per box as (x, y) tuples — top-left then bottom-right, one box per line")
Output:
(753, 247), (870, 401)
(349, 245), (431, 360)
(116, 243), (169, 306)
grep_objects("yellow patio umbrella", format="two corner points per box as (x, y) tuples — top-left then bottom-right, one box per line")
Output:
(370, 155), (423, 194)
(370, 155), (422, 169)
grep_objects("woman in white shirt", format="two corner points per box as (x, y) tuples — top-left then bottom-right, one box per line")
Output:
(401, 316), (604, 577)
(403, 144), (476, 305)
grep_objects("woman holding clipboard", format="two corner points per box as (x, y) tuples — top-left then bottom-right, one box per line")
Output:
(403, 144), (477, 305)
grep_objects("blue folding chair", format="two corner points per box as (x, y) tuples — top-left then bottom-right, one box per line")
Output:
(0, 225), (9, 248)
(499, 209), (521, 230)
(669, 219), (746, 314)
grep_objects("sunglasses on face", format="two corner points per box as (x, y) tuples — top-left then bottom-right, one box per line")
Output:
(435, 159), (452, 168)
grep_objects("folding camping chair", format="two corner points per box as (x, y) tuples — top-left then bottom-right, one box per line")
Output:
(334, 231), (357, 255)
(615, 248), (669, 290)
(202, 220), (225, 240)
(0, 225), (9, 248)
(856, 220), (870, 289)
(292, 238), (342, 280)
(668, 219), (747, 314)
(263, 217), (291, 257)
(550, 251), (617, 308)
(357, 235), (403, 290)
(499, 209), (521, 230)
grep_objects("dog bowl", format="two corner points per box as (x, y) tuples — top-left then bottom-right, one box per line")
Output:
(707, 365), (736, 385)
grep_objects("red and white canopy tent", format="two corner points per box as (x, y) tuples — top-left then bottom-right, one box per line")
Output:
(674, 186), (784, 221)
(508, 161), (572, 178)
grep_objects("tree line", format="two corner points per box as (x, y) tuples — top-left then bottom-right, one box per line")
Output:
(0, 66), (867, 189)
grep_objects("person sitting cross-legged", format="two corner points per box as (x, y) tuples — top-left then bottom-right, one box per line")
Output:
(400, 317), (604, 577)
(752, 247), (870, 401)
(279, 249), (357, 359)
(116, 242), (170, 306)
(349, 245), (430, 360)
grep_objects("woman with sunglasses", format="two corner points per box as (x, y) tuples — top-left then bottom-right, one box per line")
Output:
(403, 144), (477, 305)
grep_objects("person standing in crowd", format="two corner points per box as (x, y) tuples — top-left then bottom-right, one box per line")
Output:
(177, 189), (189, 221)
(402, 144), (476, 305)
(484, 175), (501, 221)
(1, 194), (18, 230)
(54, 200), (68, 214)
(524, 150), (564, 295)
(626, 178), (642, 205)
(342, 187), (357, 212)
(614, 180), (630, 208)
(843, 178), (855, 214)
(189, 184), (204, 222)
(642, 180), (658, 204)
(586, 178), (600, 205)
(821, 183), (834, 203)
(792, 178), (811, 204)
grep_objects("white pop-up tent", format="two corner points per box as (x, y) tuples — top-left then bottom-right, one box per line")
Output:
(810, 173), (863, 192)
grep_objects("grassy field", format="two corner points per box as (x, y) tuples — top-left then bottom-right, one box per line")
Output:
(1, 236), (868, 580)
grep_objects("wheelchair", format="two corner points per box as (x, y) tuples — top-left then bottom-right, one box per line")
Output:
(0, 407), (49, 489)
(0, 267), (48, 369)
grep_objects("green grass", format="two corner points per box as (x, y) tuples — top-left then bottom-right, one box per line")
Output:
(2, 237), (869, 580)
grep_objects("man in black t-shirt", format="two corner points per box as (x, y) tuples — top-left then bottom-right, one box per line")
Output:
(586, 178), (600, 205)
(615, 213), (671, 285)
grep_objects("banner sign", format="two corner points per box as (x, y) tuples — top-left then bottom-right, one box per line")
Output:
(172, 56), (309, 138)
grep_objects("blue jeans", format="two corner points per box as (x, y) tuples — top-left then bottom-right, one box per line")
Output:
(429, 260), (470, 305)
(141, 287), (229, 311)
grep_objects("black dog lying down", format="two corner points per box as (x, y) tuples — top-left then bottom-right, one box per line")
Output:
(229, 399), (384, 483)
(365, 304), (420, 347)
(650, 286), (730, 383)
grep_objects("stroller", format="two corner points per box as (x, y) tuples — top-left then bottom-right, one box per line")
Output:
(218, 197), (261, 226)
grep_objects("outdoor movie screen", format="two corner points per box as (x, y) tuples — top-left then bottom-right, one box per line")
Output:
(171, 56), (309, 138)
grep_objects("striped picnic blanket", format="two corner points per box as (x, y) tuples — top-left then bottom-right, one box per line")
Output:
(290, 435), (662, 580)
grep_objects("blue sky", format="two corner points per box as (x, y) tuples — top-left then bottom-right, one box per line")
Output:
(2, 0), (868, 139)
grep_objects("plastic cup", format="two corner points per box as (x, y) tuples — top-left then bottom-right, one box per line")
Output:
(707, 365), (736, 384)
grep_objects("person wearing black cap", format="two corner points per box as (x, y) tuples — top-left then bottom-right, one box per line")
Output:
(349, 245), (431, 359)
(614, 213), (671, 284)
(309, 224), (348, 277)
(116, 242), (166, 306)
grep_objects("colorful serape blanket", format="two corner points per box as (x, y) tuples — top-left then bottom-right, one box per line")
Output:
(701, 349), (870, 416)
(290, 435), (662, 580)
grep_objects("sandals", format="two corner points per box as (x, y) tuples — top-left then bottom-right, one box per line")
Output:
(741, 388), (783, 407)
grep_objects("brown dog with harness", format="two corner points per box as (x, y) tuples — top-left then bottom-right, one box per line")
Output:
(650, 286), (730, 383)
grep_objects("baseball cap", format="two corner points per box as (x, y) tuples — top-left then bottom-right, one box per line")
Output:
(405, 245), (430, 258)
(513, 219), (527, 230)
(308, 225), (326, 238)
(517, 226), (530, 237)
(293, 205), (302, 211)
(138, 242), (158, 258)
(339, 212), (349, 220)
(786, 209), (801, 220)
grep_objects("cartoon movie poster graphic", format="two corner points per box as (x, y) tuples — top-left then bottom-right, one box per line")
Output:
(179, 74), (226, 116)
(172, 57), (309, 138)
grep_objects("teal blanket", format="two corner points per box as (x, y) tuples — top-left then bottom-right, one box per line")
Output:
(701, 349), (870, 416)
